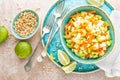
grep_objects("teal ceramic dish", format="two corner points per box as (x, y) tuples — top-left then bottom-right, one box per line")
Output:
(42, 0), (114, 74)
(11, 10), (39, 40)
(60, 6), (115, 64)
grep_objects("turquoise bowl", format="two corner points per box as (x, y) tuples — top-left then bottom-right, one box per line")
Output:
(11, 10), (39, 40)
(60, 6), (115, 64)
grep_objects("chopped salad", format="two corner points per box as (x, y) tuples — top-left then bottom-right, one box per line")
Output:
(64, 11), (112, 59)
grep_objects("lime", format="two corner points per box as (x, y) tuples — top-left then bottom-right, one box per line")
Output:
(62, 61), (77, 73)
(0, 26), (8, 44)
(87, 0), (105, 6)
(58, 50), (70, 66)
(15, 41), (32, 59)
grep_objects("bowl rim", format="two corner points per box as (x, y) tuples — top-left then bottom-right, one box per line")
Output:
(60, 5), (115, 64)
(11, 9), (39, 40)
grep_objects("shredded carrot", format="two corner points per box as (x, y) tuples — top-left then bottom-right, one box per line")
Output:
(64, 11), (111, 59)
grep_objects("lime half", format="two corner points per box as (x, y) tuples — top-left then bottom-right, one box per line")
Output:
(0, 26), (8, 44)
(87, 0), (105, 6)
(58, 50), (70, 66)
(62, 61), (77, 73)
(15, 41), (32, 59)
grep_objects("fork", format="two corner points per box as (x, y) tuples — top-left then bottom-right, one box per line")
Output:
(24, 0), (64, 72)
(37, 1), (65, 62)
(45, 0), (65, 48)
(24, 14), (54, 72)
(47, 7), (69, 46)
(37, 7), (70, 62)
(37, 1), (65, 58)
(42, 14), (54, 38)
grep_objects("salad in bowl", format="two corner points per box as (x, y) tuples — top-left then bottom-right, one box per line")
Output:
(60, 6), (115, 64)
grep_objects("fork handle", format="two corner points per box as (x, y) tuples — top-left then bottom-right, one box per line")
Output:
(37, 23), (60, 63)
(37, 18), (57, 63)
(24, 37), (42, 72)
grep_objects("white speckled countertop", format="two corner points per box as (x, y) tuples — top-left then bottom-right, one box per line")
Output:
(0, 0), (120, 80)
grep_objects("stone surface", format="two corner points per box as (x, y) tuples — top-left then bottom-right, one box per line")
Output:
(0, 0), (120, 80)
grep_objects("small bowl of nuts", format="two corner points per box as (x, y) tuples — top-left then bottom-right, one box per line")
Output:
(11, 10), (39, 39)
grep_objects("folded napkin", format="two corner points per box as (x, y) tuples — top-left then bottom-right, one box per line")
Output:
(96, 10), (120, 77)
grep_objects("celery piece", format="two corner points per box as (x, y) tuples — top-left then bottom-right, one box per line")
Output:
(96, 35), (101, 42)
(80, 37), (86, 43)
(92, 39), (98, 43)
(72, 18), (75, 22)
(82, 37), (86, 42)
(68, 26), (71, 31)
(104, 27), (108, 32)
(80, 40), (84, 44)
(66, 43), (72, 48)
(74, 49), (79, 54)
(74, 38), (82, 44)
(100, 27), (108, 34)
(86, 26), (91, 31)
(106, 40), (112, 46)
(81, 12), (87, 17)
(99, 27), (104, 33)
(77, 50), (88, 59)
(83, 50), (88, 55)
(92, 55), (98, 58)
(106, 31), (111, 40)
(96, 15), (102, 20)
(91, 52), (99, 58)
(64, 35), (69, 39)
(92, 52), (98, 55)
(77, 51), (86, 58)
(66, 40), (72, 44)
(71, 49), (75, 52)
(88, 48), (91, 53)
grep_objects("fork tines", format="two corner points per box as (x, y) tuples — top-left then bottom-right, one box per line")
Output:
(56, 0), (65, 12)
(46, 13), (54, 27)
